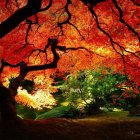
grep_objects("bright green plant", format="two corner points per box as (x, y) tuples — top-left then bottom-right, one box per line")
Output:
(59, 68), (128, 114)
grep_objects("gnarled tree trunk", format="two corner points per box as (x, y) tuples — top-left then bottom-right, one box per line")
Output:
(0, 85), (18, 125)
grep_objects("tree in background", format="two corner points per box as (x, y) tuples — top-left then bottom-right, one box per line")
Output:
(60, 68), (129, 114)
(0, 0), (140, 123)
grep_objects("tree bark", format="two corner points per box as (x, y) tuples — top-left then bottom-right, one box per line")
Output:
(0, 85), (18, 125)
(0, 0), (42, 38)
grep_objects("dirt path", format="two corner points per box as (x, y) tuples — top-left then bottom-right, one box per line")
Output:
(0, 114), (140, 140)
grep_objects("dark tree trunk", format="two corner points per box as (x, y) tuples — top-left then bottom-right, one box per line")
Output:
(1, 97), (16, 122)
(0, 85), (19, 125)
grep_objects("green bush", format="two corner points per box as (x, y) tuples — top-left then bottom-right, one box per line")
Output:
(16, 105), (37, 119)
(36, 106), (70, 120)
(112, 91), (140, 110)
(36, 105), (80, 120)
(62, 105), (81, 118)
(59, 68), (128, 114)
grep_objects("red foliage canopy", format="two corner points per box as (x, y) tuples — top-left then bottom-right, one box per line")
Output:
(0, 0), (140, 87)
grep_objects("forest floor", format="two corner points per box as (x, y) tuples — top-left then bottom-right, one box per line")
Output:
(0, 111), (140, 140)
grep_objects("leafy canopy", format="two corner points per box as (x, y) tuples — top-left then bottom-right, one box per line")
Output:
(0, 0), (140, 110)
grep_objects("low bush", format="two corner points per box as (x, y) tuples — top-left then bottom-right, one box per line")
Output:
(16, 105), (37, 119)
(36, 105), (81, 120)
(36, 106), (69, 120)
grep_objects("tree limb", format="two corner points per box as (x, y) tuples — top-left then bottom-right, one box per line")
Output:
(0, 0), (52, 38)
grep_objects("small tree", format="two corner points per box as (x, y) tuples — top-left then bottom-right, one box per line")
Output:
(60, 68), (128, 114)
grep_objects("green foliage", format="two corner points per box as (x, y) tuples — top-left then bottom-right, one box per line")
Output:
(51, 71), (69, 106)
(110, 80), (140, 110)
(59, 68), (128, 114)
(36, 105), (80, 120)
(60, 72), (90, 107)
(16, 105), (37, 119)
(15, 68), (139, 119)
(36, 106), (70, 120)
(113, 91), (140, 110)
(62, 105), (81, 118)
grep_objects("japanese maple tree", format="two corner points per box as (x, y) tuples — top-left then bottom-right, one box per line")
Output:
(0, 0), (140, 123)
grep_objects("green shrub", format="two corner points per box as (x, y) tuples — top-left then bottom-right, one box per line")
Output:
(36, 106), (70, 120)
(62, 105), (81, 118)
(36, 105), (81, 120)
(59, 68), (128, 114)
(112, 91), (140, 110)
(16, 104), (37, 119)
